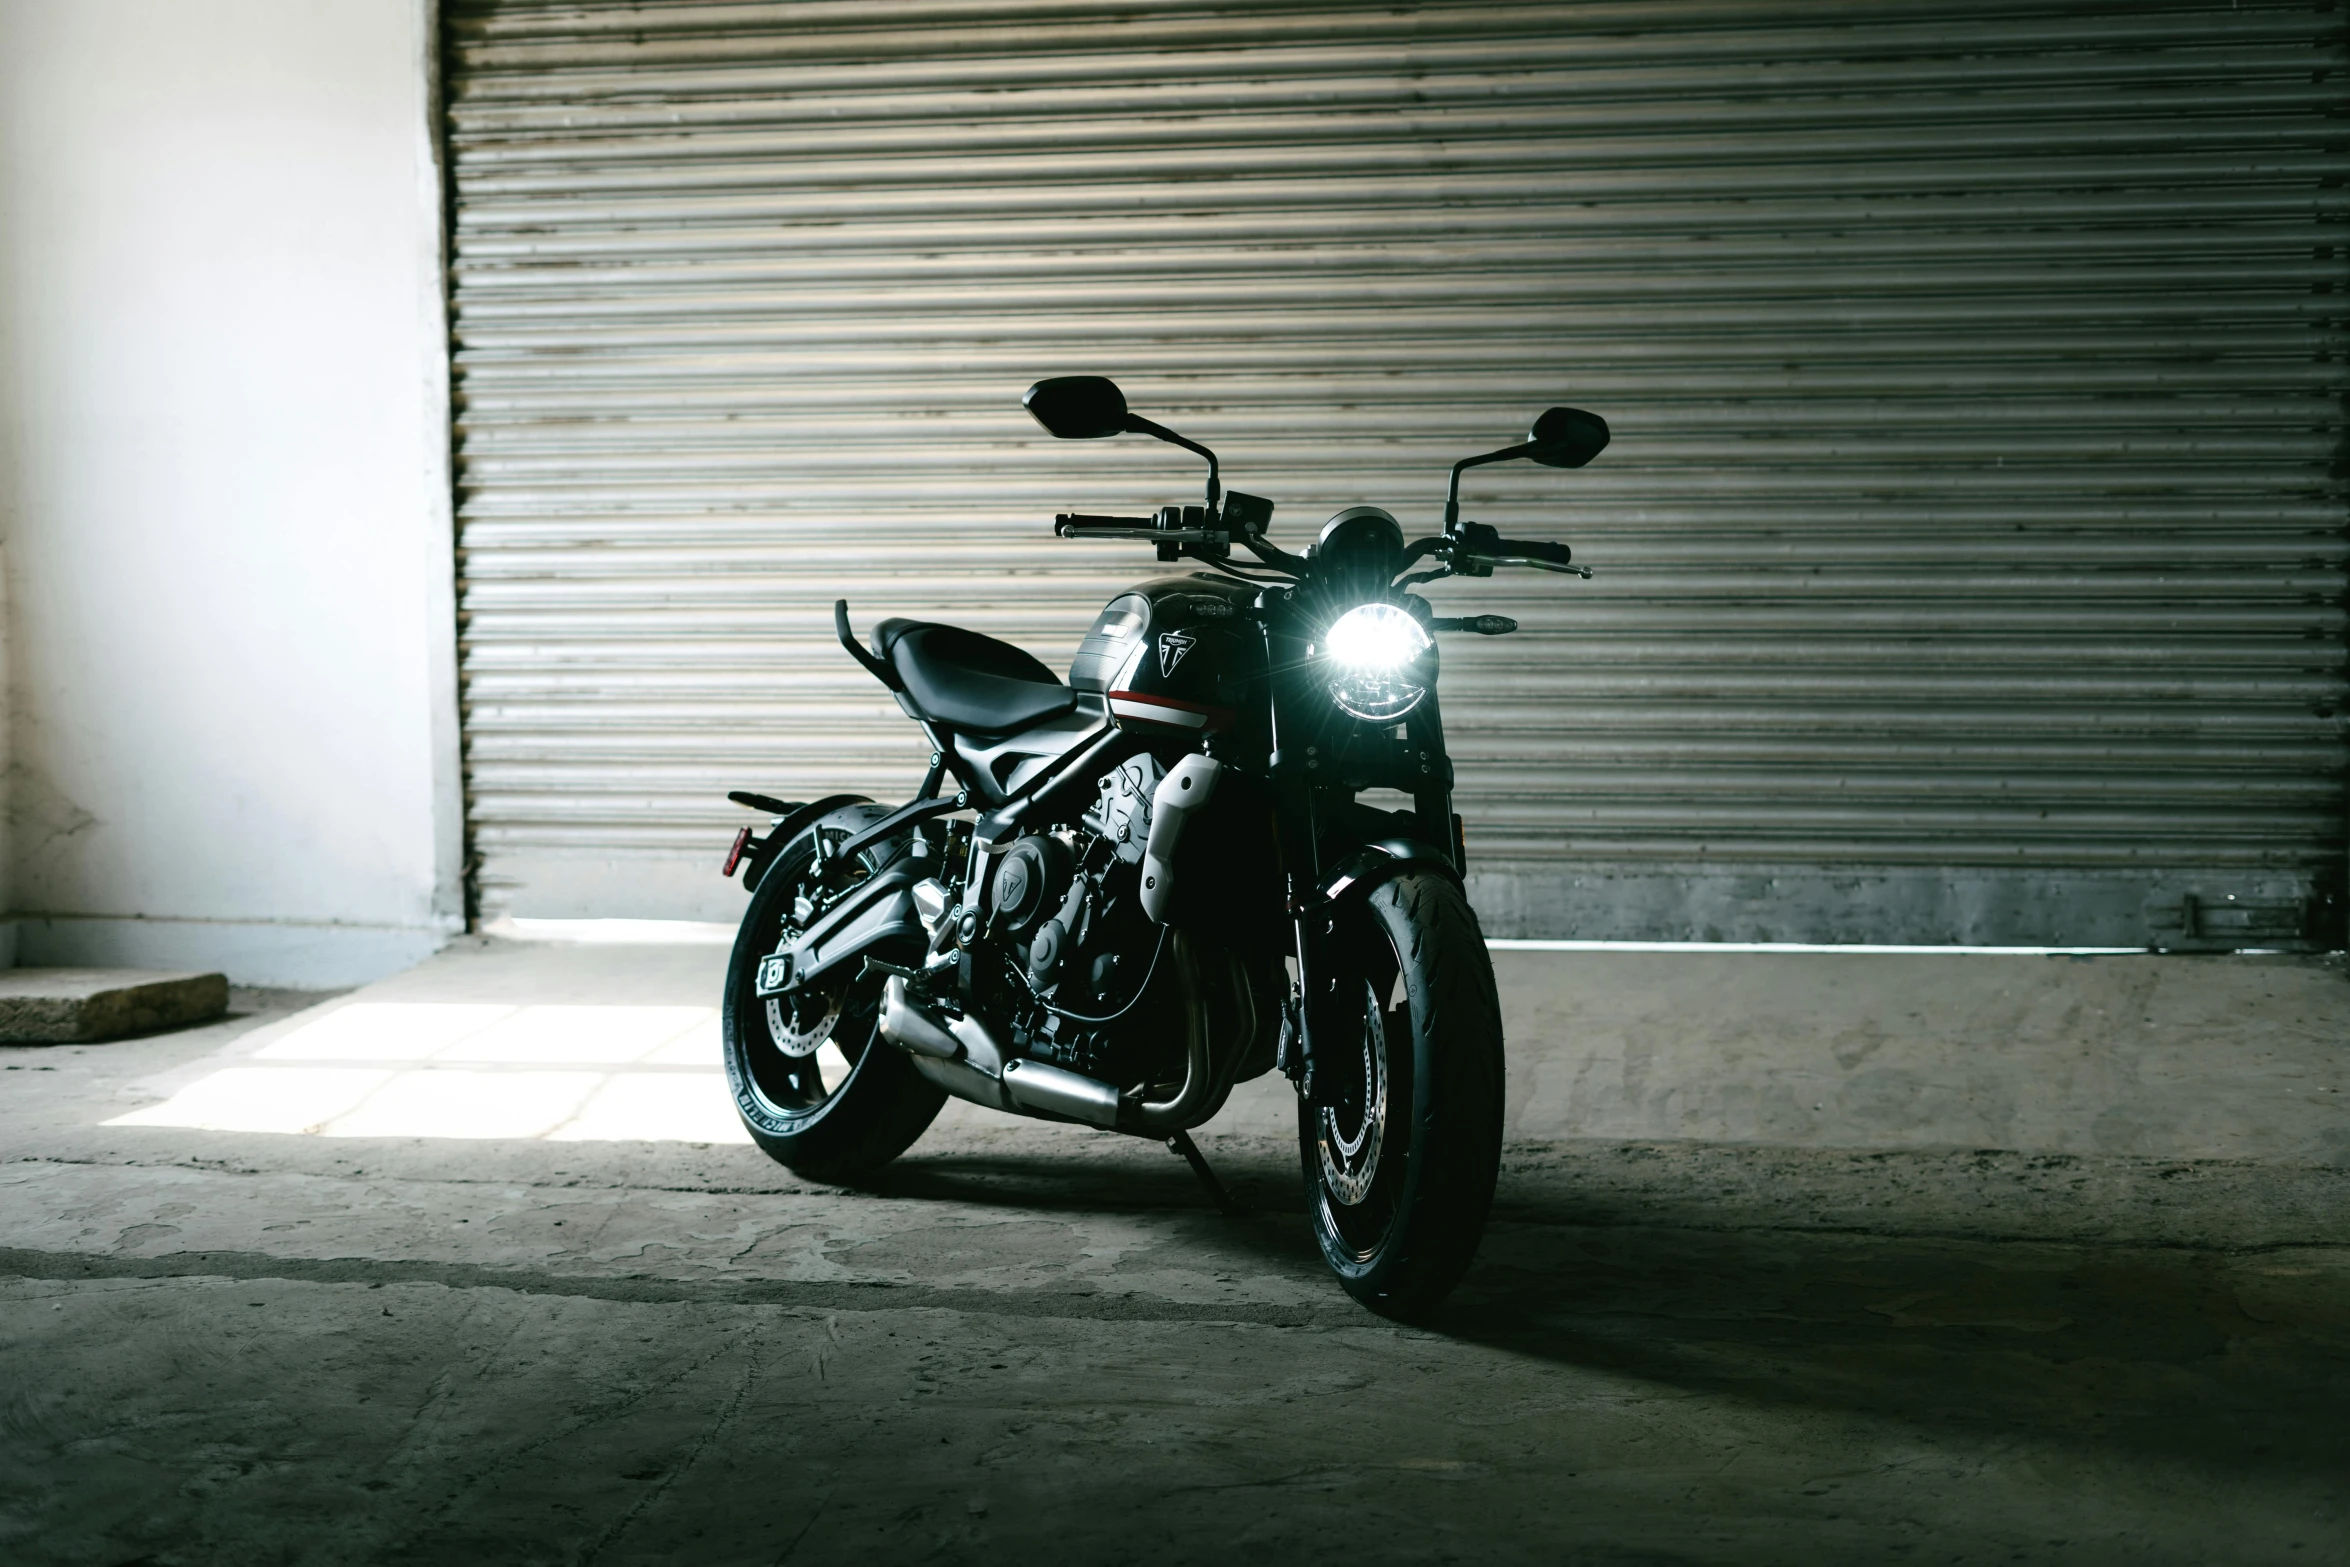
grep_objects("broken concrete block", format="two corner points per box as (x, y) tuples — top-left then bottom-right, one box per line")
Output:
(0, 969), (230, 1043)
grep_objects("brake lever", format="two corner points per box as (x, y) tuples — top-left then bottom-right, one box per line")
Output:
(1505, 556), (1593, 578)
(1442, 522), (1591, 578)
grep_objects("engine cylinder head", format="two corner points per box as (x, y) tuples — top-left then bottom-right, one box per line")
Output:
(1086, 755), (1163, 865)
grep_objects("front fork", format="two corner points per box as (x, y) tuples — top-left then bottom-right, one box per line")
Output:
(1267, 655), (1458, 1104)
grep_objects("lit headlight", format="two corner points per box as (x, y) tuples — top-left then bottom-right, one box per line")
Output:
(1323, 602), (1433, 722)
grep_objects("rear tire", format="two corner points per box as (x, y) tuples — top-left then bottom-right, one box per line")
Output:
(1298, 870), (1504, 1320)
(722, 804), (945, 1182)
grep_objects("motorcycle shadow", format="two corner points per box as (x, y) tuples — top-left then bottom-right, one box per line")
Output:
(867, 1126), (1301, 1206)
(870, 1129), (2348, 1481)
(1436, 1209), (2350, 1486)
(859, 1129), (1324, 1272)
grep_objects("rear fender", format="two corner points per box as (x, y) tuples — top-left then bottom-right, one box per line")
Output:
(729, 792), (869, 891)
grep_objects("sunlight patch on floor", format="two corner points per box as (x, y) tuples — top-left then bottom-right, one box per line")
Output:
(107, 1002), (750, 1143)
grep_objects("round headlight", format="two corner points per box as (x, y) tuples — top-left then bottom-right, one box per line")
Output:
(1323, 603), (1433, 722)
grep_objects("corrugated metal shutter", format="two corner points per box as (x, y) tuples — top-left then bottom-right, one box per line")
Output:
(444, 0), (2350, 947)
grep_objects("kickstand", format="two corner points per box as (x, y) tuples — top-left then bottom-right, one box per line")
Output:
(1166, 1129), (1244, 1218)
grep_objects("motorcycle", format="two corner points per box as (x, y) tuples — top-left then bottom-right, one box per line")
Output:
(716, 376), (1605, 1318)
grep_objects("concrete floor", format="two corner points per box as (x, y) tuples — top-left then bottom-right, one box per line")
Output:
(2, 938), (2345, 1564)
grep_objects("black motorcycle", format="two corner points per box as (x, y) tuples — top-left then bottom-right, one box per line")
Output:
(716, 377), (1604, 1318)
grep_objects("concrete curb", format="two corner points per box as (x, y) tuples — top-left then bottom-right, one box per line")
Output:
(0, 969), (229, 1043)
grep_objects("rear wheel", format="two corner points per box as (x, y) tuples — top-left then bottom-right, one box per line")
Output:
(721, 805), (945, 1182)
(1299, 870), (1504, 1320)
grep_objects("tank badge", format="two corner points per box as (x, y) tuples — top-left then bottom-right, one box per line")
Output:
(1157, 629), (1196, 675)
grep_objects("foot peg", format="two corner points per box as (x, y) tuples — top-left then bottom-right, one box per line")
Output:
(1165, 1129), (1243, 1218)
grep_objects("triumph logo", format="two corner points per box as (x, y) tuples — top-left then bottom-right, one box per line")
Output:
(1157, 629), (1196, 675)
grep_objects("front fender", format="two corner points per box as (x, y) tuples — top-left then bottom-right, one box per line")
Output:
(1315, 836), (1462, 910)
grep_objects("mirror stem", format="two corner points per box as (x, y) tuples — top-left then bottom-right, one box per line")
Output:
(1125, 415), (1221, 518)
(1443, 443), (1534, 533)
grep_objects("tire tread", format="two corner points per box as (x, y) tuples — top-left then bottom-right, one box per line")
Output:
(1303, 870), (1506, 1319)
(722, 814), (944, 1184)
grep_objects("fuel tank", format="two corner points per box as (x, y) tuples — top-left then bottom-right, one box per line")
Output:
(1067, 573), (1263, 735)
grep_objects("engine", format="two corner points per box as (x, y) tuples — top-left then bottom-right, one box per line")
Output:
(890, 748), (1274, 1127)
(968, 761), (1160, 1090)
(953, 755), (1179, 1087)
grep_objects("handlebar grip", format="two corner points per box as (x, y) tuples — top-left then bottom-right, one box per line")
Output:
(1055, 513), (1161, 537)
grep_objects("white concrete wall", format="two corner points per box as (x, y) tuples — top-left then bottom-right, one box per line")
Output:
(0, 0), (460, 985)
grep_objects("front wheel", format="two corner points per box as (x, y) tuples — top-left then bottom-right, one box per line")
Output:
(1299, 870), (1504, 1320)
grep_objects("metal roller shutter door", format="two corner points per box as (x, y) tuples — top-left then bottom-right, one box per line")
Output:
(443, 0), (2350, 947)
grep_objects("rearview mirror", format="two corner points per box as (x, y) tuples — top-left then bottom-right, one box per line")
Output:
(1526, 406), (1610, 468)
(1445, 402), (1613, 528)
(1023, 376), (1130, 440)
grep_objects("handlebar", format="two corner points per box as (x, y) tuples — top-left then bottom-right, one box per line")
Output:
(1054, 510), (1586, 581)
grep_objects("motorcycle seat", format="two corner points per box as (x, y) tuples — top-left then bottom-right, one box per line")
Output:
(872, 618), (1078, 734)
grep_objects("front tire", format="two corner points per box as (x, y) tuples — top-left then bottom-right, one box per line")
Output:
(1299, 870), (1504, 1320)
(722, 805), (945, 1182)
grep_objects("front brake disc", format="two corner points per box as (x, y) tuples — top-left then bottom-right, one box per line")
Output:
(1318, 983), (1389, 1206)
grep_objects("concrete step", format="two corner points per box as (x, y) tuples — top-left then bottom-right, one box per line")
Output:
(0, 968), (229, 1043)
